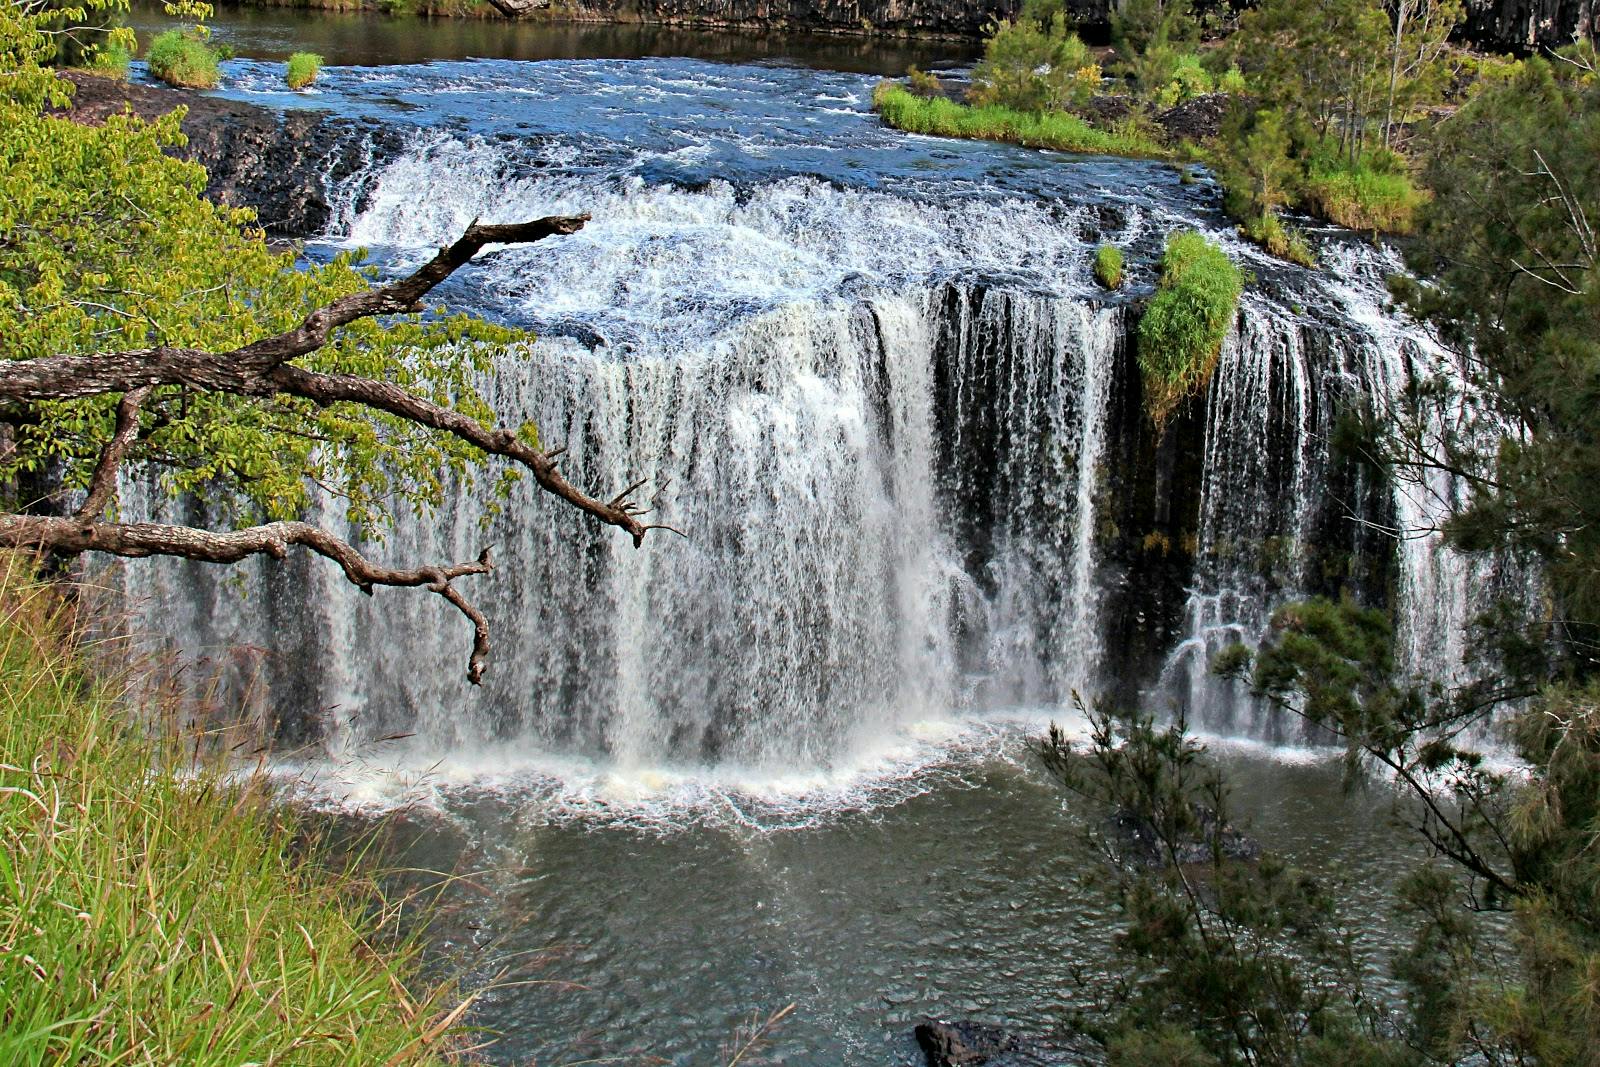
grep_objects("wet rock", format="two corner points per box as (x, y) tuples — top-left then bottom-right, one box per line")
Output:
(55, 71), (399, 238)
(915, 1020), (1029, 1067)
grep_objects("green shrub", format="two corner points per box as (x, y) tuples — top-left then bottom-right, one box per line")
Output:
(1170, 53), (1213, 98)
(0, 563), (469, 1065)
(286, 50), (323, 90)
(87, 41), (131, 79)
(1301, 151), (1426, 234)
(1094, 242), (1125, 289)
(969, 0), (1094, 112)
(905, 64), (942, 98)
(1218, 64), (1248, 95)
(1137, 231), (1243, 426)
(145, 27), (220, 89)
(874, 82), (1166, 159)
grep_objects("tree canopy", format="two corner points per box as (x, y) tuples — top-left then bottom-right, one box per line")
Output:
(0, 0), (669, 682)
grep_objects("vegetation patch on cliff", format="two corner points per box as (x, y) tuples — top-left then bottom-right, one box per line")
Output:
(0, 562), (471, 1065)
(1137, 231), (1241, 426)
(1093, 242), (1123, 289)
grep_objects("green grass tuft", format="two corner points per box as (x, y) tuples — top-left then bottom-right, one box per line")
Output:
(0, 559), (469, 1066)
(1238, 212), (1316, 268)
(145, 29), (220, 90)
(872, 82), (1167, 159)
(1094, 242), (1124, 289)
(1137, 231), (1243, 427)
(286, 50), (323, 90)
(1301, 153), (1426, 235)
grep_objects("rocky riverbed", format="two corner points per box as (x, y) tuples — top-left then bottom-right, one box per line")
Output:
(56, 70), (397, 237)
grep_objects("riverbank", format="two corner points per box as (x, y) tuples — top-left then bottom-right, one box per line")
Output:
(204, 0), (1600, 54)
(210, 0), (1031, 39)
(0, 560), (472, 1064)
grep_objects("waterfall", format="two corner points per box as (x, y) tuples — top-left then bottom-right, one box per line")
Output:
(118, 252), (1121, 771)
(112, 116), (1498, 777)
(1158, 241), (1523, 740)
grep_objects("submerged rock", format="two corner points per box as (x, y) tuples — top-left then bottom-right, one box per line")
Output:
(914, 1020), (1044, 1067)
(1109, 806), (1261, 868)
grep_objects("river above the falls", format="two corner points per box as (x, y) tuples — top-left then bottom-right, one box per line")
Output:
(111, 21), (1489, 1064)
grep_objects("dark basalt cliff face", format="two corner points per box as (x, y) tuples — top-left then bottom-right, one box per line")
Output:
(488, 0), (1591, 54)
(495, 0), (1056, 37)
(1460, 0), (1595, 51)
(56, 71), (397, 238)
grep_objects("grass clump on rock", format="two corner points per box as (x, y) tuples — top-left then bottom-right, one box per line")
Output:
(0, 560), (471, 1066)
(1137, 231), (1242, 426)
(286, 50), (323, 89)
(1301, 151), (1427, 235)
(145, 28), (220, 89)
(1094, 243), (1124, 289)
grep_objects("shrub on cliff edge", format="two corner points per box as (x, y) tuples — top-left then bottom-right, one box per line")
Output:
(1137, 231), (1242, 426)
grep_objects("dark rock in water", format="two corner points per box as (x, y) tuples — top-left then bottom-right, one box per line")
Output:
(915, 1023), (1024, 1062)
(1110, 806), (1261, 868)
(54, 71), (399, 239)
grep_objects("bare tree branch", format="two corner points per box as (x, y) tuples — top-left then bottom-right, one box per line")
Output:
(0, 213), (675, 682)
(268, 364), (659, 544)
(0, 215), (592, 401)
(75, 386), (150, 522)
(0, 514), (496, 683)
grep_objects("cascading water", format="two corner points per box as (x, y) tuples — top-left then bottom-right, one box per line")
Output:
(114, 55), (1498, 794)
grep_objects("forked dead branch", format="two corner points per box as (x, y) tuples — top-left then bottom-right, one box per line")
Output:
(0, 214), (673, 683)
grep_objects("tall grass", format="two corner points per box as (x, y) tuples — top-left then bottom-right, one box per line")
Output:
(1301, 153), (1426, 235)
(1094, 242), (1125, 289)
(1137, 231), (1242, 427)
(145, 29), (220, 90)
(81, 42), (132, 80)
(873, 82), (1166, 159)
(0, 557), (471, 1066)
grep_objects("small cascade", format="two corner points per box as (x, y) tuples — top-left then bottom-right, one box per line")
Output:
(1157, 242), (1530, 740)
